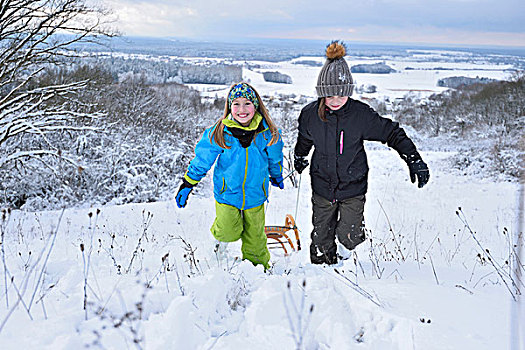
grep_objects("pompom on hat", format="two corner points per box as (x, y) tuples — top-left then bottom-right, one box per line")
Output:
(316, 41), (355, 97)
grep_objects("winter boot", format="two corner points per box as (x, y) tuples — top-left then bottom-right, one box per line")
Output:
(310, 243), (338, 265)
(337, 244), (354, 261)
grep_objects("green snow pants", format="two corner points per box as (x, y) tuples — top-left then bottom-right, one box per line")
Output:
(210, 201), (270, 269)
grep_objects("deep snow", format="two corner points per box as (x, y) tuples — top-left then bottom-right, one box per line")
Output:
(0, 148), (522, 349)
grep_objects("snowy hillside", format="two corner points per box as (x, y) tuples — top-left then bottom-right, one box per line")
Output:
(1, 3), (523, 348)
(0, 148), (521, 349)
(1, 38), (523, 349)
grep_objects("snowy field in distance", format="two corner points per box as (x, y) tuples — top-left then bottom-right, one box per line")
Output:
(185, 48), (516, 101)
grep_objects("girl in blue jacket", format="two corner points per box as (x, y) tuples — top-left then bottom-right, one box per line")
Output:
(175, 82), (284, 269)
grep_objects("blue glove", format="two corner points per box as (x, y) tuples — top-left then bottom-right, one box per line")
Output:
(175, 179), (194, 208)
(270, 175), (284, 189)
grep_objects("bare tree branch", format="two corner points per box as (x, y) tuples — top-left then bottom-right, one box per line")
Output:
(0, 0), (116, 166)
(0, 149), (81, 168)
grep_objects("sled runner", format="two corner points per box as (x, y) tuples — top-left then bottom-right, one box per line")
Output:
(264, 214), (301, 255)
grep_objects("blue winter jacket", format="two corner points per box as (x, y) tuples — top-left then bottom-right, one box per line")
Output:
(184, 116), (284, 210)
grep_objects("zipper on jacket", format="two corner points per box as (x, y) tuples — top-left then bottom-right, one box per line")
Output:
(241, 148), (248, 210)
(339, 130), (344, 154)
(220, 177), (227, 194)
(332, 114), (340, 202)
(262, 182), (267, 199)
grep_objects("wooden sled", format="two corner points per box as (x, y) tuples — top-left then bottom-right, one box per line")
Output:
(264, 214), (301, 255)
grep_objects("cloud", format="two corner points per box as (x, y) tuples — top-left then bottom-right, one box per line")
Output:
(103, 0), (525, 46)
(280, 25), (525, 47)
(104, 1), (199, 36)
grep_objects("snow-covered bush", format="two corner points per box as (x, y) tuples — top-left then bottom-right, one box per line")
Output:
(0, 65), (221, 210)
(355, 84), (377, 94)
(393, 75), (524, 179)
(180, 64), (242, 84)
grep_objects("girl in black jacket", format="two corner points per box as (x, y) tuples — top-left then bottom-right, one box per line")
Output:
(294, 41), (430, 265)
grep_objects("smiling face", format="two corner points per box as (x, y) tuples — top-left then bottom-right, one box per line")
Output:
(325, 96), (349, 111)
(230, 97), (256, 126)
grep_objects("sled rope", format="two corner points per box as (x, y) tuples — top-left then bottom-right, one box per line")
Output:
(294, 173), (302, 223)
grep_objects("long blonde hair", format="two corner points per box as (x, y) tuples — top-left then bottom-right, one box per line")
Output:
(210, 82), (280, 149)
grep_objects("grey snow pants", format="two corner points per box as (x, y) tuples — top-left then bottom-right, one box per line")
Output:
(310, 191), (366, 264)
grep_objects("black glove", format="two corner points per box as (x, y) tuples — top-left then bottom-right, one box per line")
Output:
(294, 155), (309, 174)
(403, 153), (430, 188)
(175, 178), (194, 208)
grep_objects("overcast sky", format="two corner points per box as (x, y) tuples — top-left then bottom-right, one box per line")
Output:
(103, 0), (525, 47)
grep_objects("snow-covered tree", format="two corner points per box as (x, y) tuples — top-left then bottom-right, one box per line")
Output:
(179, 64), (241, 84)
(0, 0), (116, 167)
(263, 71), (292, 84)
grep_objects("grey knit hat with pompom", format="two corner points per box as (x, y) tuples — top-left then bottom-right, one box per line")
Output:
(316, 41), (354, 97)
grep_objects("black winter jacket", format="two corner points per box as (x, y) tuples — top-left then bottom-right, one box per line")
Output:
(294, 99), (418, 201)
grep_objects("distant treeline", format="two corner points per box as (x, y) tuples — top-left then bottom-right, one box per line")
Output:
(351, 63), (395, 74)
(84, 55), (242, 85)
(72, 36), (525, 67)
(437, 76), (497, 88)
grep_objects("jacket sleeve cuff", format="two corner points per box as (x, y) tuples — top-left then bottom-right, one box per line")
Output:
(184, 173), (200, 186)
(400, 151), (422, 163)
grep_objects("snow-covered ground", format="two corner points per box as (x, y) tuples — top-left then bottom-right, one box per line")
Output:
(0, 47), (523, 349)
(0, 148), (522, 349)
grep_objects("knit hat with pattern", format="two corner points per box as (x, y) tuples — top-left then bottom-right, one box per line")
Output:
(316, 41), (354, 97)
(228, 82), (259, 109)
